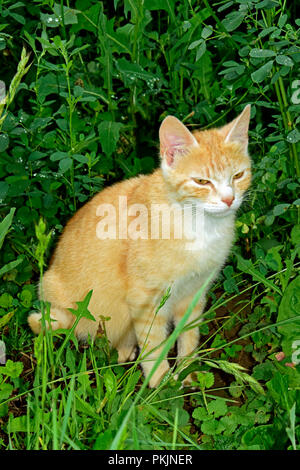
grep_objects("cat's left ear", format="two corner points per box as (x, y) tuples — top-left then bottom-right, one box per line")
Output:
(222, 104), (251, 153)
(159, 116), (198, 167)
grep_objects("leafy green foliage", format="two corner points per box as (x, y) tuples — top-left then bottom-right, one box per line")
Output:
(277, 275), (300, 356)
(0, 359), (23, 417)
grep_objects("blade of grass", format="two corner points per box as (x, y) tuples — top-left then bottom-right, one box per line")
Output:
(172, 407), (179, 450)
(59, 375), (75, 449)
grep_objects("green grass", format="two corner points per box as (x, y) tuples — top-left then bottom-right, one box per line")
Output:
(0, 0), (300, 450)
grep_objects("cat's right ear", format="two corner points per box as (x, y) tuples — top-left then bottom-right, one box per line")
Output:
(159, 116), (198, 167)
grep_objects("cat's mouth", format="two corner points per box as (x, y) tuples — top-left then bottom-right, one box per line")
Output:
(180, 198), (239, 217)
(203, 202), (239, 216)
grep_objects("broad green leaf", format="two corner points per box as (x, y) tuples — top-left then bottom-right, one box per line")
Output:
(0, 293), (13, 308)
(40, 13), (61, 28)
(258, 26), (278, 38)
(0, 359), (23, 378)
(196, 41), (206, 62)
(267, 372), (295, 411)
(116, 58), (156, 83)
(0, 133), (9, 152)
(220, 415), (238, 435)
(273, 203), (290, 216)
(19, 288), (33, 308)
(7, 12), (25, 25)
(50, 151), (69, 161)
(7, 415), (29, 433)
(75, 393), (99, 418)
(73, 154), (89, 164)
(109, 24), (134, 55)
(207, 398), (228, 418)
(103, 369), (116, 394)
(29, 117), (52, 131)
(0, 383), (13, 401)
(0, 181), (9, 201)
(188, 39), (203, 50)
(93, 430), (114, 450)
(251, 60), (274, 83)
(250, 48), (275, 58)
(201, 419), (225, 435)
(265, 245), (283, 271)
(98, 121), (123, 157)
(278, 14), (287, 28)
(192, 407), (211, 422)
(201, 25), (213, 39)
(291, 225), (300, 245)
(68, 290), (95, 321)
(277, 275), (300, 356)
(144, 0), (176, 23)
(59, 157), (73, 173)
(196, 371), (214, 389)
(0, 37), (6, 51)
(287, 129), (300, 144)
(193, 52), (213, 101)
(0, 310), (15, 329)
(276, 55), (294, 67)
(41, 3), (78, 28)
(242, 424), (276, 450)
(222, 11), (245, 32)
(28, 151), (47, 161)
(286, 403), (296, 450)
(217, 1), (233, 12)
(0, 207), (15, 250)
(236, 254), (282, 295)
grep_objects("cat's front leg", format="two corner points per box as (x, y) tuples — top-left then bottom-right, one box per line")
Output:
(128, 285), (171, 388)
(174, 294), (207, 385)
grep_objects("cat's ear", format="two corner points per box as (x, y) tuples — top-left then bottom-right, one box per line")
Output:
(159, 116), (198, 166)
(222, 105), (251, 153)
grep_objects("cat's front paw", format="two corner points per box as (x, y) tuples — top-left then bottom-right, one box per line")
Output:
(178, 371), (199, 389)
(117, 346), (137, 364)
(148, 363), (171, 388)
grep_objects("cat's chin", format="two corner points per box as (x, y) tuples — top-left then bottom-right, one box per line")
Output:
(180, 199), (237, 218)
(203, 205), (236, 217)
(203, 199), (242, 217)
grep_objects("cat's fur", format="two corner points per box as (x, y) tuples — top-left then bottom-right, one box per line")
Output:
(28, 106), (252, 388)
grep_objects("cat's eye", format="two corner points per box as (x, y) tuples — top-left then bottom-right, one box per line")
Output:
(233, 171), (244, 180)
(193, 178), (210, 185)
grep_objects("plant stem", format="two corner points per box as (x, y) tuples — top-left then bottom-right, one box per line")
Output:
(264, 8), (300, 177)
(64, 57), (76, 209)
(278, 76), (300, 176)
(60, 0), (66, 39)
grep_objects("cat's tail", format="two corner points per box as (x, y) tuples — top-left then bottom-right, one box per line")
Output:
(28, 307), (73, 334)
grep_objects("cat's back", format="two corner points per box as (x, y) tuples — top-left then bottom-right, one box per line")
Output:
(47, 174), (147, 275)
(69, 174), (144, 229)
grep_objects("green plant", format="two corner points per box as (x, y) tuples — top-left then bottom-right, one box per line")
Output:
(0, 359), (24, 418)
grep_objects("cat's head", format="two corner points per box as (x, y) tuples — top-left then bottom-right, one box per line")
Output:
(159, 105), (251, 216)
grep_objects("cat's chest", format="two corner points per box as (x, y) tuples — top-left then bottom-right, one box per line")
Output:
(181, 214), (234, 267)
(168, 215), (235, 300)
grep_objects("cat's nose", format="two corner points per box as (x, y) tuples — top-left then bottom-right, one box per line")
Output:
(221, 196), (234, 207)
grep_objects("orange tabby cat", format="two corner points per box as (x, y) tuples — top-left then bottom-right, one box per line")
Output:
(28, 105), (251, 388)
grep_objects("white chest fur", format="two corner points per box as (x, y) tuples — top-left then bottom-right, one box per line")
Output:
(164, 211), (235, 315)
